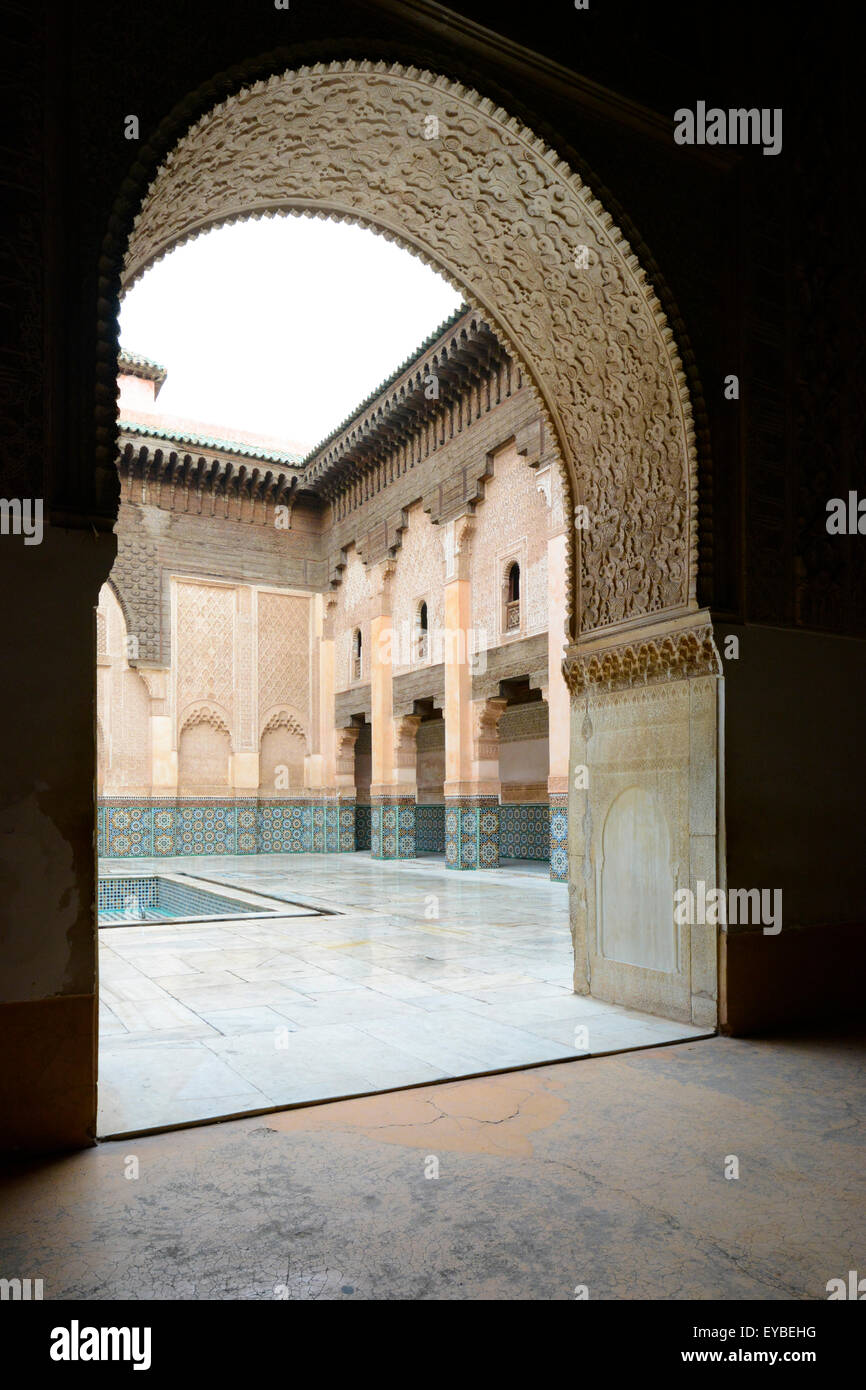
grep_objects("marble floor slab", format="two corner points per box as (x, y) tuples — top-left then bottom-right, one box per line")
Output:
(98, 852), (713, 1135)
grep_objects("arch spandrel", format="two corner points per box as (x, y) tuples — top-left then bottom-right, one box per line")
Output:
(122, 61), (698, 643)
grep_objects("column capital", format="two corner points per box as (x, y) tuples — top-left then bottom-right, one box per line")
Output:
(334, 723), (360, 786)
(442, 513), (475, 583)
(373, 713), (421, 800)
(472, 695), (507, 762)
(321, 592), (338, 642)
(137, 665), (169, 712)
(393, 713), (422, 768)
(368, 559), (395, 617)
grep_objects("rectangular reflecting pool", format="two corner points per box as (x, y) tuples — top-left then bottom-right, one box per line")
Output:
(97, 873), (324, 925)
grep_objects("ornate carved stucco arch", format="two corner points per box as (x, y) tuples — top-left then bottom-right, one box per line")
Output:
(179, 702), (232, 741)
(99, 576), (133, 652)
(261, 706), (307, 743)
(118, 61), (699, 645)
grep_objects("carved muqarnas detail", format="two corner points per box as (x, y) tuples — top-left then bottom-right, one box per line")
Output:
(121, 62), (698, 640)
(563, 625), (721, 696)
(262, 709), (305, 739)
(181, 703), (231, 736)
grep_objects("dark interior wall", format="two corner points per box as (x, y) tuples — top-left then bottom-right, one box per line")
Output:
(20, 0), (858, 616)
(2, 0), (853, 611)
(721, 626), (866, 928)
(0, 0), (861, 1149)
(718, 624), (866, 1033)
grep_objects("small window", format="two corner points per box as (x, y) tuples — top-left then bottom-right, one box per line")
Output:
(416, 601), (429, 661)
(352, 628), (362, 681)
(505, 562), (520, 632)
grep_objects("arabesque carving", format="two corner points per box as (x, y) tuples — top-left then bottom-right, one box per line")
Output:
(472, 696), (508, 761)
(123, 62), (698, 640)
(562, 623), (721, 696)
(393, 713), (422, 769)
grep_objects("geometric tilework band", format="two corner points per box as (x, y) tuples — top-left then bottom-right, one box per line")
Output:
(98, 798), (568, 880)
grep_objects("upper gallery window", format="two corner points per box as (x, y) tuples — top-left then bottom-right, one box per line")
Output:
(416, 601), (429, 662)
(505, 562), (521, 633)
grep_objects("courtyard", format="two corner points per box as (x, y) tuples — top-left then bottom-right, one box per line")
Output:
(98, 853), (711, 1135)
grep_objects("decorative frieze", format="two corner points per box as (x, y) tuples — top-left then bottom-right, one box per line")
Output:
(99, 798), (357, 857)
(98, 795), (568, 878)
(498, 701), (549, 741)
(563, 622), (722, 696)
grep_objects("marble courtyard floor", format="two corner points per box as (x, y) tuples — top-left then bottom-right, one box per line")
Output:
(97, 853), (712, 1135)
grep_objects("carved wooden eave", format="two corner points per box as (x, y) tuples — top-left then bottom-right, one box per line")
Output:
(115, 307), (513, 526)
(117, 430), (303, 521)
(301, 309), (510, 494)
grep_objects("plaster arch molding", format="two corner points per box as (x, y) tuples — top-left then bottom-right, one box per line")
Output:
(179, 702), (232, 740)
(260, 706), (307, 742)
(123, 61), (699, 640)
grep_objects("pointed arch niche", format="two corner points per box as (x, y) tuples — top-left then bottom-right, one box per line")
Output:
(104, 60), (721, 1026)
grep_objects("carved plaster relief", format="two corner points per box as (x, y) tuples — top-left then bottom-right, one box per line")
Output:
(122, 62), (698, 641)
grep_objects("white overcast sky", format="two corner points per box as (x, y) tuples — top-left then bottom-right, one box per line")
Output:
(119, 216), (464, 454)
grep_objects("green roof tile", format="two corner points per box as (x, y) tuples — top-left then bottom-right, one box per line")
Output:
(118, 420), (305, 467)
(301, 303), (470, 464)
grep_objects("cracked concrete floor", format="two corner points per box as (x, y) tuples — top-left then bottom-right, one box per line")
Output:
(1, 1027), (863, 1299)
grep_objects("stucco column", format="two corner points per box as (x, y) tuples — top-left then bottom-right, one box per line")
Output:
(232, 584), (259, 792)
(442, 516), (475, 798)
(564, 615), (723, 1028)
(547, 525), (570, 882)
(333, 724), (360, 852)
(368, 561), (415, 858)
(305, 592), (334, 795)
(369, 561), (394, 797)
(546, 531), (570, 794)
(440, 515), (501, 869)
(371, 713), (420, 858)
(305, 593), (348, 851)
(231, 751), (260, 792)
(141, 669), (176, 794)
